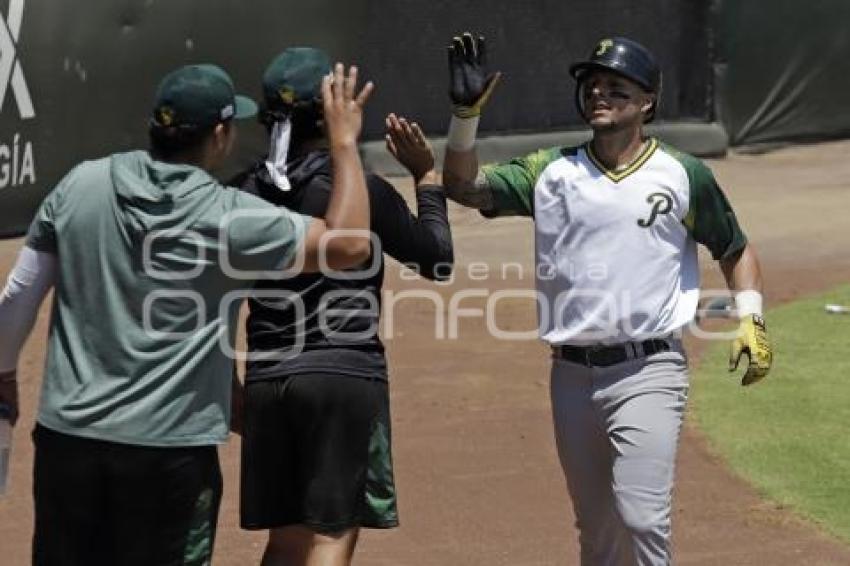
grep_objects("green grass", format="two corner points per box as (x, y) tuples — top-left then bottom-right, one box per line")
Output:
(690, 285), (850, 543)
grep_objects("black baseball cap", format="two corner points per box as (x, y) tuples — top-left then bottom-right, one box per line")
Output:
(151, 64), (258, 129)
(262, 47), (332, 113)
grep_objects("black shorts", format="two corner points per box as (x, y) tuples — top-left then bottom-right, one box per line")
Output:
(32, 424), (222, 566)
(240, 373), (398, 532)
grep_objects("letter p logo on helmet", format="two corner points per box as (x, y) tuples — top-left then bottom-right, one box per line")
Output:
(595, 39), (614, 57)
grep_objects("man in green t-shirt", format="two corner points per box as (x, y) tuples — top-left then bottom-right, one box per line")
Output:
(0, 61), (374, 565)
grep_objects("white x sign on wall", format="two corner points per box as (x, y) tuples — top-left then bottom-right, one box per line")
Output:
(0, 0), (35, 119)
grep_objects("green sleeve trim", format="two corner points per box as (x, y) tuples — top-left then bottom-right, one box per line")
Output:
(666, 144), (748, 260)
(480, 146), (568, 218)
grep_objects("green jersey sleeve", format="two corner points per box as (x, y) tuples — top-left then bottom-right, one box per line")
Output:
(678, 152), (748, 260)
(480, 146), (563, 218)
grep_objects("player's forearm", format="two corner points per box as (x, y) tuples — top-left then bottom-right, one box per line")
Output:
(305, 62), (373, 270)
(323, 140), (371, 259)
(404, 186), (454, 280)
(721, 244), (764, 316)
(443, 97), (490, 210)
(443, 148), (494, 210)
(444, 146), (478, 187)
(721, 244), (763, 292)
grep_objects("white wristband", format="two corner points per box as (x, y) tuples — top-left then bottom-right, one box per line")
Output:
(734, 290), (763, 318)
(447, 114), (480, 152)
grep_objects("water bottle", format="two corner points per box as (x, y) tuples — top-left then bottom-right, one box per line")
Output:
(0, 404), (11, 496)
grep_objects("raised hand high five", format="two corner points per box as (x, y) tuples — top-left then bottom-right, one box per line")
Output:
(448, 32), (502, 118)
(321, 63), (374, 148)
(385, 113), (437, 185)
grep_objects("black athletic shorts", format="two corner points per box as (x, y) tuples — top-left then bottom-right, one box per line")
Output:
(240, 373), (398, 532)
(32, 424), (222, 566)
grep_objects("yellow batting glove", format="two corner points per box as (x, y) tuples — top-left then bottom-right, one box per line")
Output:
(729, 314), (772, 386)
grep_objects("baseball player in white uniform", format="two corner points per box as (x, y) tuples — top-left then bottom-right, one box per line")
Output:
(441, 34), (773, 565)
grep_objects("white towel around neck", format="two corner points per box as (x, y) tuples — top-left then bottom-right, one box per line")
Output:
(264, 119), (293, 192)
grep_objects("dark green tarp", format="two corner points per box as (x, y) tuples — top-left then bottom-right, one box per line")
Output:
(716, 0), (850, 147)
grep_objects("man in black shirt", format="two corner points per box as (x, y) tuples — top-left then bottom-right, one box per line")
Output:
(233, 47), (453, 566)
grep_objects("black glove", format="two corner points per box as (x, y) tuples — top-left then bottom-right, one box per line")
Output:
(448, 32), (501, 118)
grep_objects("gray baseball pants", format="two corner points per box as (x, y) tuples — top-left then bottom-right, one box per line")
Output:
(550, 341), (689, 566)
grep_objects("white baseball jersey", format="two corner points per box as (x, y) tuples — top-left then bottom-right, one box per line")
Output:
(481, 138), (746, 345)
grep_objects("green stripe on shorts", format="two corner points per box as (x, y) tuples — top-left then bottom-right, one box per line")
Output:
(363, 417), (399, 527)
(184, 488), (215, 565)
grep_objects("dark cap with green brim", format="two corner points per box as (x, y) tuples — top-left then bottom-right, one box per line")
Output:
(151, 64), (258, 129)
(262, 47), (332, 113)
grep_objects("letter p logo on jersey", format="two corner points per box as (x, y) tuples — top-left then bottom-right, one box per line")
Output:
(0, 0), (35, 120)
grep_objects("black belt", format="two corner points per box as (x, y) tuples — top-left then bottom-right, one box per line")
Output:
(552, 339), (671, 368)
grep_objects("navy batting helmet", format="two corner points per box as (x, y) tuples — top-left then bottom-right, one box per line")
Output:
(569, 37), (661, 123)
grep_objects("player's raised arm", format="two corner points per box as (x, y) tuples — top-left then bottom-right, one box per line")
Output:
(299, 63), (374, 272)
(443, 32), (501, 210)
(383, 113), (454, 280)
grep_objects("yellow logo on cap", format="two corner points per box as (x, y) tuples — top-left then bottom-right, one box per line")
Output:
(279, 87), (296, 105)
(158, 106), (175, 126)
(595, 39), (614, 56)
